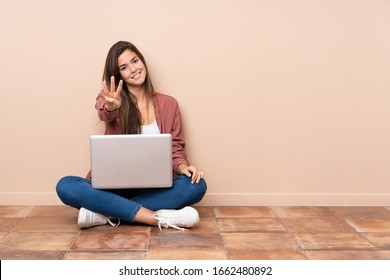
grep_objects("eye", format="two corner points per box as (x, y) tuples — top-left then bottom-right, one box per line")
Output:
(132, 58), (139, 64)
(120, 66), (127, 71)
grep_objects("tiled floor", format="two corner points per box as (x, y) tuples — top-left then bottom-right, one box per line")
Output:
(1, 205), (390, 260)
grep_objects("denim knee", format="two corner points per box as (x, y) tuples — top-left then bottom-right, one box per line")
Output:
(56, 176), (86, 206)
(192, 178), (207, 203)
(56, 176), (70, 199)
(174, 175), (207, 205)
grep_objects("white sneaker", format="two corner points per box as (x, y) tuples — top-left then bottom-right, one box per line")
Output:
(154, 206), (200, 231)
(78, 207), (120, 229)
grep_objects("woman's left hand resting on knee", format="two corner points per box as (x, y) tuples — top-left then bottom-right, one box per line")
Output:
(178, 164), (204, 184)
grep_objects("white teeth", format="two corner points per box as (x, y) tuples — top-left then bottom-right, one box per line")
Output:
(132, 72), (141, 79)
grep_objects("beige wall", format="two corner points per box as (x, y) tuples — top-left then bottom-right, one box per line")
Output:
(0, 0), (389, 206)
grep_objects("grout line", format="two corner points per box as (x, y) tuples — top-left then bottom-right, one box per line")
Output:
(5, 206), (37, 232)
(63, 230), (81, 260)
(144, 226), (152, 260)
(269, 210), (308, 254)
(331, 213), (385, 251)
(213, 206), (229, 260)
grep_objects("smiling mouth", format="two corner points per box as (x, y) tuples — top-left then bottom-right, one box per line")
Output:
(132, 72), (141, 79)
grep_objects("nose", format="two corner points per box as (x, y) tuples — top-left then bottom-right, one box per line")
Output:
(129, 64), (137, 73)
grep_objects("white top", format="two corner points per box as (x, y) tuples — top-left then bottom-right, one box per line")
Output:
(141, 120), (161, 135)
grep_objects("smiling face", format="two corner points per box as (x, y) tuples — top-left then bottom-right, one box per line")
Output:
(118, 49), (147, 90)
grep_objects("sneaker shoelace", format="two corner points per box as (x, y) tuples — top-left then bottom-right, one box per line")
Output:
(154, 214), (187, 231)
(107, 218), (120, 227)
(91, 212), (120, 227)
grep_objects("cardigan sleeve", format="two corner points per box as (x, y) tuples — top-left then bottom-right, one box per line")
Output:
(170, 99), (189, 173)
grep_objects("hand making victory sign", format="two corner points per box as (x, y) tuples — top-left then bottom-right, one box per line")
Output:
(98, 76), (123, 112)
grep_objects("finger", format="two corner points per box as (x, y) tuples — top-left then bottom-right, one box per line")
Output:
(184, 166), (196, 183)
(192, 173), (201, 184)
(98, 90), (106, 101)
(106, 97), (120, 106)
(187, 166), (196, 173)
(190, 168), (198, 183)
(115, 80), (123, 99)
(110, 76), (116, 94)
(193, 173), (199, 184)
(196, 172), (204, 184)
(180, 167), (192, 177)
(102, 80), (109, 94)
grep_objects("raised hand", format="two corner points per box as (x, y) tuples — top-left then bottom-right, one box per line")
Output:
(98, 76), (123, 112)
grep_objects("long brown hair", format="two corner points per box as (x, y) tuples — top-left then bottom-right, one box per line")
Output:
(103, 41), (155, 134)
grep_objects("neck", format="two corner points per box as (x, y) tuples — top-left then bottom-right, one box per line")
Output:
(129, 85), (146, 101)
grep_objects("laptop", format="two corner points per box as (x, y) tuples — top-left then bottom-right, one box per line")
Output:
(90, 134), (172, 189)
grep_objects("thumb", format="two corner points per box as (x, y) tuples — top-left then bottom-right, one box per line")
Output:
(181, 168), (192, 177)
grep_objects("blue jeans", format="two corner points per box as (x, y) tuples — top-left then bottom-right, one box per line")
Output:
(56, 175), (207, 222)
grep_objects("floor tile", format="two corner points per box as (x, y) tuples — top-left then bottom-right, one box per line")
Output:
(329, 207), (390, 219)
(195, 206), (215, 218)
(344, 218), (390, 232)
(214, 206), (275, 218)
(227, 250), (307, 260)
(304, 250), (389, 260)
(28, 206), (79, 218)
(12, 217), (79, 233)
(147, 248), (227, 260)
(0, 218), (22, 231)
(64, 250), (147, 260)
(222, 232), (299, 251)
(361, 233), (390, 249)
(0, 250), (66, 260)
(151, 218), (218, 233)
(71, 232), (149, 251)
(293, 233), (375, 250)
(281, 217), (353, 233)
(271, 207), (333, 218)
(149, 232), (223, 249)
(217, 218), (286, 233)
(0, 206), (34, 217)
(191, 218), (219, 233)
(83, 223), (150, 233)
(0, 232), (77, 250)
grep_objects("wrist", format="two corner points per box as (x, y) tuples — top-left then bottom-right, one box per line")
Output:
(177, 164), (188, 173)
(104, 104), (117, 113)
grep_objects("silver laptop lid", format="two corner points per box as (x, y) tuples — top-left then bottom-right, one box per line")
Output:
(90, 134), (172, 189)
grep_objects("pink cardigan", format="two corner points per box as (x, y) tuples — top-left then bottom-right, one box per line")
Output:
(86, 92), (189, 179)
